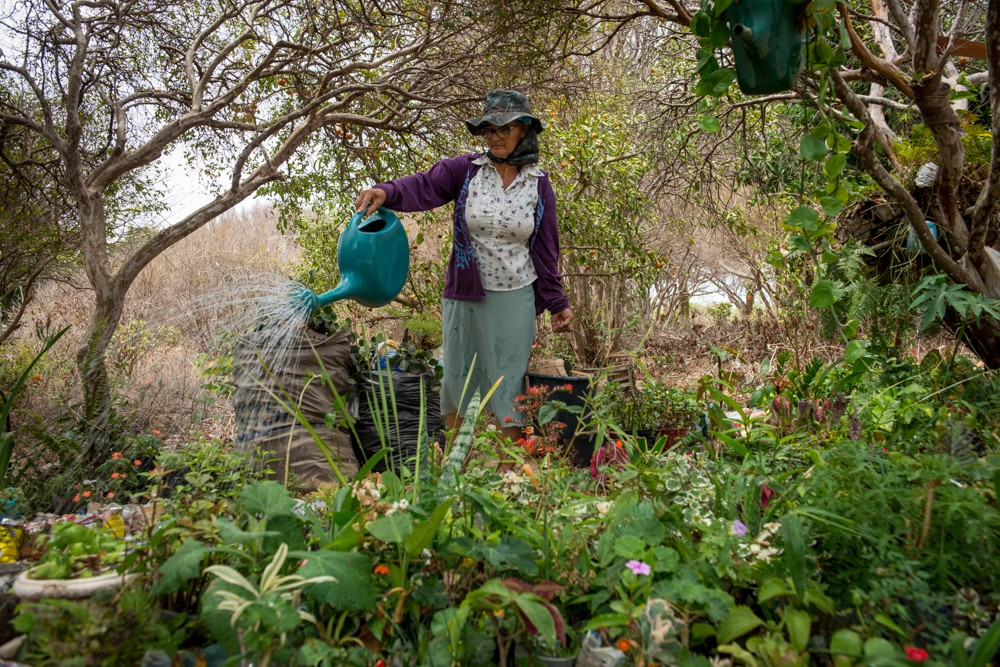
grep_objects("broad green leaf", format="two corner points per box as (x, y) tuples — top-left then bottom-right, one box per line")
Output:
(819, 196), (845, 216)
(478, 536), (538, 576)
(240, 480), (297, 517)
(613, 534), (646, 559)
(757, 577), (791, 603)
(784, 608), (811, 652)
(366, 512), (414, 544)
(708, 19), (730, 48)
(717, 605), (764, 644)
(151, 538), (212, 596)
(295, 550), (375, 611)
(799, 134), (827, 161)
(538, 403), (558, 425)
(514, 596), (557, 647)
(217, 519), (280, 546)
(786, 206), (819, 231)
(691, 11), (712, 36)
(700, 115), (722, 133)
(810, 280), (838, 309)
(824, 153), (847, 178)
(831, 628), (863, 667)
(843, 340), (869, 363)
(405, 498), (453, 557)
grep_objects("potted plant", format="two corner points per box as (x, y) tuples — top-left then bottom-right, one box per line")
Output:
(529, 628), (578, 666)
(12, 520), (134, 601)
(614, 380), (703, 448)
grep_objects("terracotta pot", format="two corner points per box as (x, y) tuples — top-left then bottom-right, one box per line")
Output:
(12, 567), (136, 601)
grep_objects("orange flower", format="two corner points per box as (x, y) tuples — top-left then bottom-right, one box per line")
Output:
(111, 451), (123, 460)
(106, 492), (115, 499)
(133, 459), (142, 466)
(373, 564), (390, 576)
(82, 490), (91, 498)
(152, 429), (161, 435)
(615, 440), (624, 449)
(72, 494), (80, 502)
(112, 472), (120, 479)
(616, 638), (631, 652)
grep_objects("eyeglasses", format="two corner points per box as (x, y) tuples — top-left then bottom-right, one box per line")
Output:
(480, 124), (522, 139)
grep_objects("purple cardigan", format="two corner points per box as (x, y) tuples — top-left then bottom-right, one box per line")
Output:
(375, 154), (570, 316)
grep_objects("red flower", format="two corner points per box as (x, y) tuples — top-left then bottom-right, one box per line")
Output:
(152, 429), (161, 435)
(373, 564), (390, 576)
(82, 490), (91, 498)
(760, 483), (776, 509)
(111, 451), (123, 460)
(112, 472), (120, 479)
(134, 459), (143, 466)
(904, 646), (929, 663)
(504, 416), (512, 422)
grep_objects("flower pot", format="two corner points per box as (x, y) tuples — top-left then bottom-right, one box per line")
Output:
(658, 426), (690, 449)
(523, 372), (595, 466)
(12, 567), (136, 601)
(536, 655), (576, 667)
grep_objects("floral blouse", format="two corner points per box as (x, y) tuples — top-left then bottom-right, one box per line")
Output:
(465, 155), (542, 291)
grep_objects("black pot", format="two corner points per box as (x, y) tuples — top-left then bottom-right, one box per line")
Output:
(523, 373), (595, 467)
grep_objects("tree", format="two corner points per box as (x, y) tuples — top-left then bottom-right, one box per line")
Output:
(540, 0), (999, 366)
(0, 0), (571, 470)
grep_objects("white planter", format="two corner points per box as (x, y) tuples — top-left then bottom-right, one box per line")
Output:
(12, 568), (136, 601)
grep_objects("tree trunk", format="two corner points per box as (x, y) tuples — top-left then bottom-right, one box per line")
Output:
(957, 315), (1000, 370)
(75, 194), (126, 474)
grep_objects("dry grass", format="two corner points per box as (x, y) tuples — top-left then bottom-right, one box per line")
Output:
(7, 203), (300, 446)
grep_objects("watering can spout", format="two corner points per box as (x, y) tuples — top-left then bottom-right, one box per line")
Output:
(733, 23), (754, 44)
(292, 207), (410, 312)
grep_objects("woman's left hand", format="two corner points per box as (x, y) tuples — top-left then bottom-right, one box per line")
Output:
(550, 308), (573, 332)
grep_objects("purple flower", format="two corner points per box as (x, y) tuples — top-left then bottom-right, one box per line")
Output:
(732, 520), (748, 537)
(625, 559), (651, 576)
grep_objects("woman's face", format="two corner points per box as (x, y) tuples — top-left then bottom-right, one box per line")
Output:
(481, 122), (526, 159)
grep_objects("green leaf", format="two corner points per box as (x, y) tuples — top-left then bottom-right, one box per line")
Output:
(799, 134), (827, 161)
(651, 546), (680, 573)
(295, 550), (375, 611)
(843, 340), (869, 363)
(831, 628), (863, 667)
(810, 280), (838, 309)
(819, 196), (845, 216)
(699, 115), (722, 133)
(717, 605), (764, 644)
(708, 19), (731, 48)
(538, 403), (559, 425)
(613, 534), (646, 559)
(216, 519), (280, 546)
(514, 596), (557, 647)
(240, 481), (297, 517)
(823, 153), (847, 178)
(366, 512), (414, 544)
(786, 206), (819, 231)
(781, 515), (807, 603)
(478, 536), (538, 576)
(691, 11), (712, 36)
(581, 613), (632, 631)
(757, 577), (791, 603)
(405, 498), (453, 557)
(784, 608), (811, 652)
(970, 617), (1000, 666)
(151, 539), (211, 596)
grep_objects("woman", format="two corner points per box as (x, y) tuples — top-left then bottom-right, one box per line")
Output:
(355, 89), (573, 441)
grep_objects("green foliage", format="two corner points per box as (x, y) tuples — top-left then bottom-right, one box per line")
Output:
(911, 274), (1000, 333)
(30, 521), (126, 580)
(0, 321), (70, 489)
(12, 587), (185, 666)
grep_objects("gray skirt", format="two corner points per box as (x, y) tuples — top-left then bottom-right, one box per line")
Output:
(441, 285), (536, 425)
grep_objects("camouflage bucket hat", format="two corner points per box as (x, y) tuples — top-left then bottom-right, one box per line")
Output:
(465, 89), (545, 135)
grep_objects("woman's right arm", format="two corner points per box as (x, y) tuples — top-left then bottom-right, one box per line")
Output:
(355, 155), (470, 215)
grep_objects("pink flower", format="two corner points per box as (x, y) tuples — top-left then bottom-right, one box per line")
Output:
(106, 492), (115, 499)
(625, 559), (651, 576)
(904, 647), (929, 663)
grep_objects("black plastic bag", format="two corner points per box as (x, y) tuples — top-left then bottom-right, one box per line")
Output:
(352, 370), (444, 474)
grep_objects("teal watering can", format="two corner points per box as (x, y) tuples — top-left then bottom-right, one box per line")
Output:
(727, 0), (805, 95)
(296, 208), (410, 311)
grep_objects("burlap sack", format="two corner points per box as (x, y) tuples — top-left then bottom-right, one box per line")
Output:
(232, 326), (358, 491)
